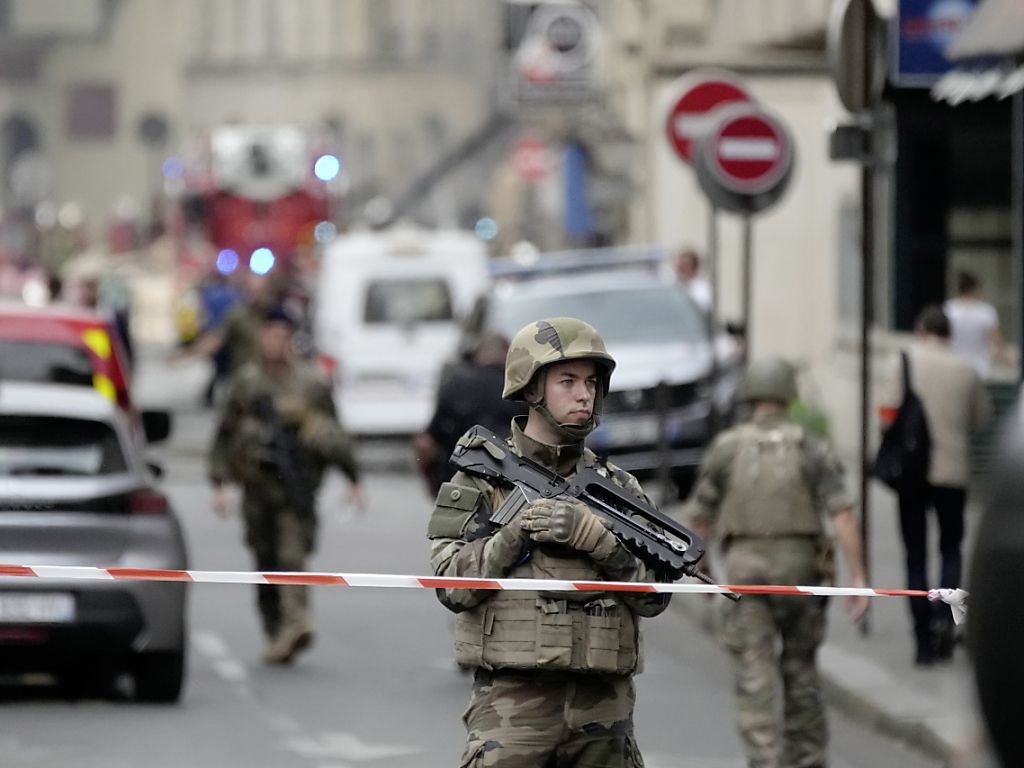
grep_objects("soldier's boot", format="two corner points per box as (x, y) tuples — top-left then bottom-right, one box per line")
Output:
(264, 584), (313, 665)
(263, 620), (314, 665)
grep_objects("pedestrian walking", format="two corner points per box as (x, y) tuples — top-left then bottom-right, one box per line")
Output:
(413, 332), (526, 496)
(674, 246), (712, 314)
(943, 270), (1007, 377)
(687, 357), (868, 768)
(196, 271), (241, 405)
(208, 306), (364, 664)
(187, 274), (280, 389)
(427, 318), (672, 767)
(879, 306), (991, 665)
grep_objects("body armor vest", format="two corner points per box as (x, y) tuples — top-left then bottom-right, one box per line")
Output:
(452, 451), (641, 675)
(717, 422), (821, 539)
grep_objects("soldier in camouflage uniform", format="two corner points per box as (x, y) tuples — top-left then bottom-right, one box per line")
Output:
(209, 307), (364, 664)
(686, 358), (868, 768)
(427, 318), (671, 768)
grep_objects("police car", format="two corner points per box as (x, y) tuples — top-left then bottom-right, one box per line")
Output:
(456, 247), (739, 493)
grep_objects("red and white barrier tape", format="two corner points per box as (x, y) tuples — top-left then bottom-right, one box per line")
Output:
(0, 564), (968, 623)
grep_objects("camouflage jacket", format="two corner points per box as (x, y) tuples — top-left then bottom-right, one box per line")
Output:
(687, 412), (853, 535)
(428, 418), (669, 612)
(208, 360), (360, 491)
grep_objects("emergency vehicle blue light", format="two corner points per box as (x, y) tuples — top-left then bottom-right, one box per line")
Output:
(474, 217), (498, 241)
(314, 221), (337, 244)
(250, 247), (275, 275)
(314, 154), (341, 182)
(216, 249), (239, 274)
(162, 157), (184, 179)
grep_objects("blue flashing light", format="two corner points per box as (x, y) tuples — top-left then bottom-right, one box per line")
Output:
(162, 157), (184, 179)
(250, 247), (276, 275)
(314, 221), (337, 244)
(313, 154), (341, 182)
(216, 249), (239, 274)
(474, 217), (499, 241)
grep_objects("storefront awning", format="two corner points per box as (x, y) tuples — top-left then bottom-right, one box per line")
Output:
(947, 0), (1024, 61)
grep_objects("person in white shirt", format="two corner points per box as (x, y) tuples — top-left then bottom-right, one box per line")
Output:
(943, 271), (1006, 377)
(674, 247), (712, 314)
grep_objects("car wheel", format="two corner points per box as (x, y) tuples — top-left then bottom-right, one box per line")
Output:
(133, 649), (185, 703)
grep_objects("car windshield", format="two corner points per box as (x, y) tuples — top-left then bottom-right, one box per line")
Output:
(363, 278), (454, 324)
(0, 415), (127, 477)
(492, 285), (707, 343)
(0, 341), (94, 387)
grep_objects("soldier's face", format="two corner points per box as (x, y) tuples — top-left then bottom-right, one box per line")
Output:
(258, 321), (293, 364)
(539, 360), (597, 425)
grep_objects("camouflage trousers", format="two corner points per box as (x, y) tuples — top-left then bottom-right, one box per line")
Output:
(242, 487), (317, 639)
(459, 669), (644, 768)
(720, 538), (828, 768)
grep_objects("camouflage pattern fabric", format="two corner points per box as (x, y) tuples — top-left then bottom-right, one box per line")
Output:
(459, 672), (644, 767)
(686, 412), (852, 768)
(209, 359), (360, 638)
(502, 318), (616, 401)
(719, 539), (828, 768)
(428, 417), (668, 766)
(244, 490), (312, 639)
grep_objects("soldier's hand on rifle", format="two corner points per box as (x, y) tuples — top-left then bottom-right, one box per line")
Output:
(524, 498), (613, 553)
(346, 483), (367, 514)
(211, 482), (231, 519)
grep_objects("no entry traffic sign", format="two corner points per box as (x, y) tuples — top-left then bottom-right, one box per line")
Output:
(695, 103), (795, 214)
(665, 69), (751, 164)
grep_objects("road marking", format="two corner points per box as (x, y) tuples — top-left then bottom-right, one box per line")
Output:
(286, 732), (420, 761)
(192, 630), (250, 684)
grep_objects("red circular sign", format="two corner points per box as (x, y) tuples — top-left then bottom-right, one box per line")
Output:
(512, 135), (554, 182)
(665, 71), (751, 164)
(707, 109), (792, 195)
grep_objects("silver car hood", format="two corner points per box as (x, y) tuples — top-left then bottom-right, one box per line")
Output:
(605, 341), (713, 391)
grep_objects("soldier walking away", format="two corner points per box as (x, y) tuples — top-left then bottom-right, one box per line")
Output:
(208, 306), (364, 665)
(879, 307), (991, 665)
(413, 332), (526, 497)
(427, 318), (672, 767)
(687, 358), (868, 768)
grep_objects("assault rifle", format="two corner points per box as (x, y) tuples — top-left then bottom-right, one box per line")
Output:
(451, 425), (734, 597)
(251, 394), (313, 515)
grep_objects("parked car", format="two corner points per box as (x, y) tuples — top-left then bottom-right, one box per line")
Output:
(0, 301), (134, 413)
(0, 382), (186, 701)
(313, 227), (490, 435)
(457, 247), (740, 492)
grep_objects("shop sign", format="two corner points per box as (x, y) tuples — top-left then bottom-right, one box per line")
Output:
(893, 0), (980, 87)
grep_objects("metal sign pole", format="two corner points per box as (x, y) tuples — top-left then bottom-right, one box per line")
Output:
(859, 123), (876, 637)
(741, 215), (753, 362)
(708, 205), (721, 435)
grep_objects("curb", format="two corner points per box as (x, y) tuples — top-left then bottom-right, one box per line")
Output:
(670, 596), (953, 764)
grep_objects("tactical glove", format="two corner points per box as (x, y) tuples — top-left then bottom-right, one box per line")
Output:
(481, 514), (532, 573)
(524, 497), (614, 553)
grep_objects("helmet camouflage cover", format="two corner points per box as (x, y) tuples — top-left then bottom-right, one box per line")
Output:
(737, 357), (798, 404)
(503, 317), (616, 401)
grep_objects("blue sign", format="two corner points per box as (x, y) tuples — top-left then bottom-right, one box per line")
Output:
(893, 0), (979, 87)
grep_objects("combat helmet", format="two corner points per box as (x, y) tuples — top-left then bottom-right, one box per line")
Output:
(737, 357), (798, 404)
(503, 318), (616, 442)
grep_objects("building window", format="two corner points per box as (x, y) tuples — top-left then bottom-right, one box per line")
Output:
(66, 83), (116, 140)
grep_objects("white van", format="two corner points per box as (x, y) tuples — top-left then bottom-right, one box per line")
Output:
(313, 228), (490, 436)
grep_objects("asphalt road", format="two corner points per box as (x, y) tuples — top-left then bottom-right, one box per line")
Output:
(0, 412), (939, 768)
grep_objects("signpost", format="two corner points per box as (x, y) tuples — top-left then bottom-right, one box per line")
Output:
(693, 103), (796, 346)
(664, 69), (753, 383)
(665, 69), (751, 164)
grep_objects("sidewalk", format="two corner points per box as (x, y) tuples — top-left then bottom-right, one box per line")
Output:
(669, 484), (997, 766)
